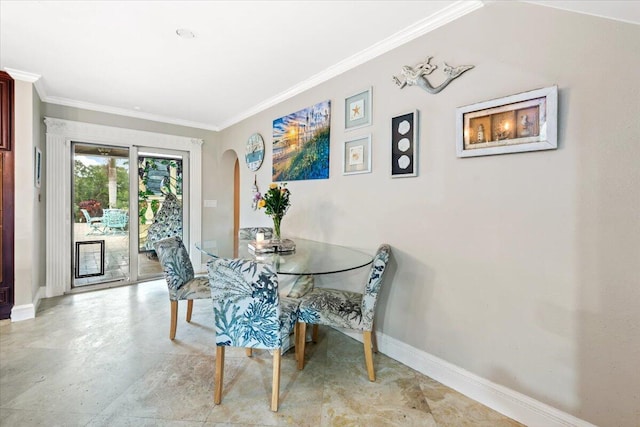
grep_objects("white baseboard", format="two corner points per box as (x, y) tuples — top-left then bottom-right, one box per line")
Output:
(339, 329), (596, 427)
(11, 286), (45, 322)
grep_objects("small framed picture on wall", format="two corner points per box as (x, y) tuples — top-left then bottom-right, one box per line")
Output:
(343, 135), (372, 175)
(344, 87), (372, 131)
(390, 110), (418, 178)
(35, 147), (42, 188)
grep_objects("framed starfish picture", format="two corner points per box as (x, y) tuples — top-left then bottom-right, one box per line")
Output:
(344, 87), (372, 131)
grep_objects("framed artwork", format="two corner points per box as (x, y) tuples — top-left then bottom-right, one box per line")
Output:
(344, 87), (372, 131)
(272, 100), (331, 181)
(391, 110), (418, 178)
(35, 147), (42, 188)
(456, 85), (558, 157)
(343, 135), (371, 175)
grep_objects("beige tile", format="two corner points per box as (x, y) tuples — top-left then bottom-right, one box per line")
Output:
(0, 280), (523, 427)
(0, 408), (95, 427)
(419, 377), (524, 426)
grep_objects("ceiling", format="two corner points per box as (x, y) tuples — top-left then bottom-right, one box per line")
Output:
(1, 1), (638, 131)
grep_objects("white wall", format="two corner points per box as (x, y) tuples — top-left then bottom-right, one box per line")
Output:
(13, 80), (38, 311)
(33, 83), (45, 302)
(206, 3), (640, 426)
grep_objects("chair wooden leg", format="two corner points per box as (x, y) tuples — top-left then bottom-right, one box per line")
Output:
(245, 348), (253, 357)
(312, 324), (319, 343)
(271, 349), (281, 411)
(214, 346), (225, 404)
(371, 328), (378, 354)
(293, 323), (299, 362)
(297, 322), (306, 370)
(186, 299), (193, 323)
(170, 300), (178, 340)
(363, 331), (375, 381)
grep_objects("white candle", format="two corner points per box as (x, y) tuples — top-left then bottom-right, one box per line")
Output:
(256, 232), (265, 242)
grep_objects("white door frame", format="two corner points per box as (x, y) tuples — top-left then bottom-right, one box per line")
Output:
(44, 117), (202, 297)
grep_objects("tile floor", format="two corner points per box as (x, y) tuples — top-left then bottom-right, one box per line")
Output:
(73, 223), (163, 287)
(0, 280), (524, 427)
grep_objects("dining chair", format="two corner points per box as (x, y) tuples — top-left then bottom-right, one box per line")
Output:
(207, 256), (300, 412)
(153, 236), (210, 340)
(296, 244), (391, 381)
(238, 227), (273, 240)
(146, 193), (183, 252)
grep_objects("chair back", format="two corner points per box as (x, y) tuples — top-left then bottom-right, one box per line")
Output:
(154, 236), (194, 291)
(146, 193), (183, 250)
(207, 257), (282, 349)
(238, 227), (273, 240)
(361, 244), (391, 330)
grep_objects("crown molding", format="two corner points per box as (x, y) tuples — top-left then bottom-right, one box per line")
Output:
(217, 0), (484, 129)
(3, 67), (48, 101)
(44, 96), (220, 131)
(4, 67), (41, 82)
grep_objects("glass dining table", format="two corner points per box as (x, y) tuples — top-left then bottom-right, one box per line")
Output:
(195, 237), (373, 276)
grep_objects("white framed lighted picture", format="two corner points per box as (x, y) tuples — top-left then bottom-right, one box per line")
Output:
(456, 85), (557, 157)
(391, 110), (418, 178)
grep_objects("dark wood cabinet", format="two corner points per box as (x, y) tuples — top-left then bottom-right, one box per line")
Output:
(0, 71), (15, 320)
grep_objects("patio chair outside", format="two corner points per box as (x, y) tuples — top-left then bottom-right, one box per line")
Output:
(81, 208), (104, 235)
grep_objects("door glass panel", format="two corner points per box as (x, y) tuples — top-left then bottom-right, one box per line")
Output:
(137, 153), (184, 278)
(72, 143), (130, 287)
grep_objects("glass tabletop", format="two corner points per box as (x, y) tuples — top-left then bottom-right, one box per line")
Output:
(195, 238), (373, 275)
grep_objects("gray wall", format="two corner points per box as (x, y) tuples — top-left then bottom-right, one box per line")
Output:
(42, 103), (216, 141)
(209, 3), (640, 426)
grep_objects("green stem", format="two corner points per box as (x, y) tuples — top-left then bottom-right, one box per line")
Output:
(273, 216), (282, 240)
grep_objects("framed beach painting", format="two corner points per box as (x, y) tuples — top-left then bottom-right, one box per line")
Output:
(272, 100), (331, 181)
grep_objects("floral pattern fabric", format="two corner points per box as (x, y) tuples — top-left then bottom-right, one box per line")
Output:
(154, 236), (211, 301)
(207, 257), (299, 350)
(146, 193), (183, 250)
(238, 227), (273, 241)
(297, 244), (391, 331)
(285, 274), (315, 299)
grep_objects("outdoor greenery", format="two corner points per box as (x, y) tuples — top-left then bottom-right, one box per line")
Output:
(138, 158), (182, 222)
(74, 159), (129, 222)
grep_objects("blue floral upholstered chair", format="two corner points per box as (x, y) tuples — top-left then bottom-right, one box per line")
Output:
(154, 236), (210, 340)
(296, 244), (391, 381)
(146, 193), (183, 252)
(207, 257), (300, 412)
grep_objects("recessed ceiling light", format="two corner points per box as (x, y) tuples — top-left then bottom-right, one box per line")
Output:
(176, 28), (195, 39)
(133, 106), (141, 111)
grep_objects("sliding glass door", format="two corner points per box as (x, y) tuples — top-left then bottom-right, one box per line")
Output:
(71, 143), (189, 288)
(136, 148), (189, 280)
(72, 143), (130, 287)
